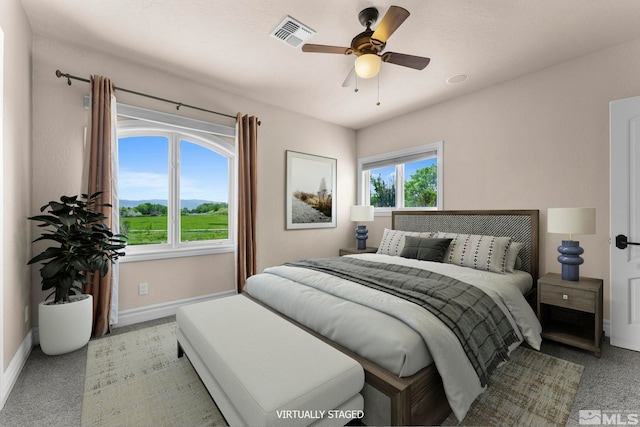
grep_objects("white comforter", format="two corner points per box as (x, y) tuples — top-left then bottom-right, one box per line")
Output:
(245, 253), (542, 421)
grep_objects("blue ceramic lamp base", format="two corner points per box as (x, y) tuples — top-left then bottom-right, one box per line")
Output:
(356, 225), (368, 250)
(557, 240), (584, 281)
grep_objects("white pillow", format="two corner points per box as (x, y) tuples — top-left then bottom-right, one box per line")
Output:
(437, 232), (513, 274)
(377, 229), (435, 257)
(505, 241), (524, 273)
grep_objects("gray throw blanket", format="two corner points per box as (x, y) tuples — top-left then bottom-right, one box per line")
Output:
(286, 257), (519, 386)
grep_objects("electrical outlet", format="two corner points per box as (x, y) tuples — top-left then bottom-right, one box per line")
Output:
(24, 305), (29, 323)
(139, 282), (149, 296)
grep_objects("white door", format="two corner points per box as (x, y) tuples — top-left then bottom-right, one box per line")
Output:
(610, 96), (640, 351)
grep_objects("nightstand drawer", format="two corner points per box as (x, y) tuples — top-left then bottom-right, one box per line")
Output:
(539, 283), (595, 313)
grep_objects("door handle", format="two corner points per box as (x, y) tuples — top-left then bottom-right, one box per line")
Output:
(616, 234), (640, 249)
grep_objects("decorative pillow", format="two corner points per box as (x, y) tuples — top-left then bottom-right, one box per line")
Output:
(514, 256), (523, 271)
(437, 232), (513, 274)
(377, 229), (435, 256)
(505, 241), (524, 272)
(400, 237), (453, 262)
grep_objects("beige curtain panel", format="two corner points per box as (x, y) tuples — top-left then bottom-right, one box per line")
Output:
(237, 113), (259, 293)
(86, 75), (116, 338)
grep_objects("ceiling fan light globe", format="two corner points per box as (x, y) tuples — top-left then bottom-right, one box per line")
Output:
(354, 54), (381, 79)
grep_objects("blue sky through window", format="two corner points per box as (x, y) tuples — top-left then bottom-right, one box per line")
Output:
(179, 139), (228, 203)
(405, 158), (436, 178)
(119, 135), (229, 203)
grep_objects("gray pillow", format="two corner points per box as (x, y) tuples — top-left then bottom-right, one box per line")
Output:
(377, 229), (435, 256)
(400, 237), (453, 262)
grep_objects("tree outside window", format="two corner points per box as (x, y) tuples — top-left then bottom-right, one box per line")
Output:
(359, 141), (443, 213)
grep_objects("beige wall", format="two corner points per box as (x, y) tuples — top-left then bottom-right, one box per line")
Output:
(118, 254), (235, 310)
(359, 36), (640, 321)
(30, 36), (356, 322)
(1, 0), (33, 371)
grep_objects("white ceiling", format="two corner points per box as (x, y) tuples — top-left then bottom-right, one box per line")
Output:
(20, 0), (640, 130)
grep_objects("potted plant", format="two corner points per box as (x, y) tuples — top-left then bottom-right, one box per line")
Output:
(28, 192), (126, 355)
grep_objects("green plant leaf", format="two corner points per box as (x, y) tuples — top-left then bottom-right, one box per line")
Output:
(70, 256), (92, 271)
(40, 258), (67, 279)
(28, 215), (62, 227)
(60, 195), (78, 204)
(58, 213), (76, 227)
(100, 261), (109, 277)
(28, 247), (64, 264)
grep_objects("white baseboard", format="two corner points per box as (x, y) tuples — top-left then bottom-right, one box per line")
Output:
(31, 291), (237, 343)
(0, 329), (33, 410)
(114, 290), (237, 328)
(604, 319), (611, 337)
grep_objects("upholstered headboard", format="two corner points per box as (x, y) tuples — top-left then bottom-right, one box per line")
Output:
(392, 210), (539, 280)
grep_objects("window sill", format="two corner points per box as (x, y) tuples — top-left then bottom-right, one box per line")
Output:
(119, 244), (235, 263)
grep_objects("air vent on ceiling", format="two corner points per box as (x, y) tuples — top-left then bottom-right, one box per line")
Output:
(270, 16), (315, 48)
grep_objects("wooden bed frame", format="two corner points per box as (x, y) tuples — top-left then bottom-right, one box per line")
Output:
(250, 209), (539, 426)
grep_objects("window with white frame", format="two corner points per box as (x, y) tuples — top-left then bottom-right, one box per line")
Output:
(116, 106), (235, 261)
(358, 141), (443, 214)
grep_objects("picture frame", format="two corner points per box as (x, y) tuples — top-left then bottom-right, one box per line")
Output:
(286, 151), (337, 229)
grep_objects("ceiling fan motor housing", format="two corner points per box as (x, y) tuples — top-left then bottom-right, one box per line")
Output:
(351, 30), (384, 56)
(353, 7), (385, 56)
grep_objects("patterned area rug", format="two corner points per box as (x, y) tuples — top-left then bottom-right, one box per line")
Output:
(81, 322), (225, 427)
(82, 322), (582, 427)
(442, 346), (584, 426)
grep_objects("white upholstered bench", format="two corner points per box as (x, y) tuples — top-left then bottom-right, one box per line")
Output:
(176, 294), (365, 427)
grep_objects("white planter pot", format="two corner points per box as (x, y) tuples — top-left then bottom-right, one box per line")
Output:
(38, 294), (93, 356)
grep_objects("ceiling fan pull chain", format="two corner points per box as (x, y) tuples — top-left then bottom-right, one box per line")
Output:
(354, 74), (359, 93)
(376, 71), (381, 106)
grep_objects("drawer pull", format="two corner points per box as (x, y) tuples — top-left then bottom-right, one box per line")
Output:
(563, 294), (569, 300)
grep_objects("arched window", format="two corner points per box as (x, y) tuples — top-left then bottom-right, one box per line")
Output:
(117, 119), (235, 261)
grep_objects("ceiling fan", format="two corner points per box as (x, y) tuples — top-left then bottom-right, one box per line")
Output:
(302, 6), (430, 85)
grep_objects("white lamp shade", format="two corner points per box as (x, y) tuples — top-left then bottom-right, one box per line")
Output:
(350, 205), (374, 222)
(354, 54), (382, 79)
(547, 207), (596, 235)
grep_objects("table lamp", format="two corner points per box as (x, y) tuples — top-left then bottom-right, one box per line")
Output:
(350, 205), (374, 250)
(547, 207), (596, 281)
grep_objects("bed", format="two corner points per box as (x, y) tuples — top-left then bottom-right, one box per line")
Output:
(245, 209), (542, 425)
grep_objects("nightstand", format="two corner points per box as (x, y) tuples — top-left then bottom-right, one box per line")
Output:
(339, 247), (378, 256)
(537, 273), (603, 357)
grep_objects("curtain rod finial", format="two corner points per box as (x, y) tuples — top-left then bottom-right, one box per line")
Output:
(55, 70), (72, 85)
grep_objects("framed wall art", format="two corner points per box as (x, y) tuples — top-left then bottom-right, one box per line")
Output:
(286, 151), (337, 229)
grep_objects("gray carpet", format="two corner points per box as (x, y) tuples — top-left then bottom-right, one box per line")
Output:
(541, 338), (640, 426)
(1, 317), (639, 427)
(0, 317), (173, 427)
(0, 342), (86, 427)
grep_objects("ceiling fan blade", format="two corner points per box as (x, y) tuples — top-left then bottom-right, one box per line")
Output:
(342, 68), (355, 87)
(302, 44), (352, 55)
(371, 6), (410, 44)
(382, 52), (430, 70)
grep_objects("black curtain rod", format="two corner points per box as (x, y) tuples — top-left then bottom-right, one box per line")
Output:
(55, 70), (237, 121)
